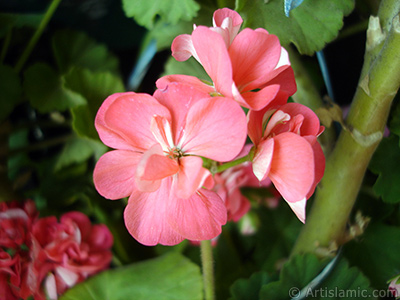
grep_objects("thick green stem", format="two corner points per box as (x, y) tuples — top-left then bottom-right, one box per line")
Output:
(292, 5), (400, 256)
(200, 240), (215, 300)
(14, 0), (62, 73)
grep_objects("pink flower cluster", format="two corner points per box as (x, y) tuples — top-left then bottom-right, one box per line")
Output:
(93, 8), (325, 246)
(0, 200), (113, 300)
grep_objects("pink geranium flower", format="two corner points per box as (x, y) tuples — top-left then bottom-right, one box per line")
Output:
(93, 82), (247, 246)
(247, 93), (325, 222)
(158, 8), (296, 111)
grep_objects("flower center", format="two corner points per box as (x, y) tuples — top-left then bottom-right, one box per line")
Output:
(166, 147), (183, 160)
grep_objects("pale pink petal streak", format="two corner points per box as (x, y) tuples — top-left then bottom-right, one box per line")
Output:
(171, 34), (200, 62)
(213, 8), (243, 44)
(278, 103), (322, 136)
(252, 138), (274, 181)
(286, 197), (307, 223)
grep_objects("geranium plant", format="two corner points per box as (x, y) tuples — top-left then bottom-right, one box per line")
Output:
(1, 0), (400, 299)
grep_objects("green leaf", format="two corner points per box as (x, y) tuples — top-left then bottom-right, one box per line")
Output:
(229, 271), (272, 300)
(162, 56), (211, 81)
(24, 63), (86, 113)
(260, 254), (376, 300)
(260, 254), (328, 299)
(345, 223), (400, 290)
(369, 135), (400, 203)
(0, 64), (22, 122)
(147, 3), (216, 51)
(0, 13), (43, 38)
(65, 68), (125, 139)
(122, 0), (200, 29)
(54, 137), (107, 171)
(235, 0), (355, 55)
(251, 204), (302, 272)
(52, 30), (119, 74)
(60, 252), (203, 300)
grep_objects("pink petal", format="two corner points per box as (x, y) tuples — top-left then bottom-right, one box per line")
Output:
(229, 28), (281, 91)
(252, 138), (274, 181)
(153, 82), (212, 144)
(304, 136), (325, 199)
(269, 133), (315, 203)
(240, 84), (281, 111)
(229, 194), (251, 222)
(124, 181), (185, 246)
(286, 197), (307, 223)
(212, 8), (243, 46)
(191, 26), (234, 97)
(95, 92), (137, 150)
(180, 97), (247, 162)
(135, 144), (179, 192)
(156, 74), (214, 93)
(174, 156), (211, 199)
(171, 34), (199, 62)
(93, 150), (141, 200)
(264, 110), (291, 137)
(102, 93), (171, 152)
(167, 189), (227, 241)
(259, 65), (297, 96)
(60, 212), (91, 240)
(88, 224), (114, 250)
(278, 103), (322, 136)
(276, 46), (291, 68)
(247, 91), (289, 144)
(213, 8), (243, 38)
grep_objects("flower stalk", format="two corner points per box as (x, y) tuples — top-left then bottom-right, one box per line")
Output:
(14, 0), (63, 73)
(292, 3), (400, 256)
(200, 239), (216, 300)
(212, 151), (252, 174)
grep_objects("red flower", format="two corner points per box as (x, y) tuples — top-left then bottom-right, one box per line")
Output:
(0, 200), (113, 300)
(29, 211), (113, 299)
